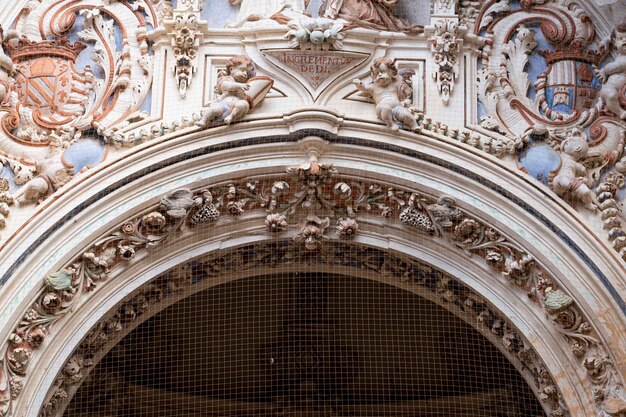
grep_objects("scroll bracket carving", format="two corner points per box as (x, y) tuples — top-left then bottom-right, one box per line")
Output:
(157, 0), (209, 98)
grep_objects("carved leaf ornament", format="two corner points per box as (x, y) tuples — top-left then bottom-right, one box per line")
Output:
(0, 162), (623, 417)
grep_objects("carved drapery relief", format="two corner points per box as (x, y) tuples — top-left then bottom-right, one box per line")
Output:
(323, 0), (423, 34)
(229, 0), (309, 27)
(0, 153), (623, 416)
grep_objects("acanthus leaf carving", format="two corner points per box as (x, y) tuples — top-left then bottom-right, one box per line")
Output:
(0, 0), (157, 223)
(473, 0), (626, 262)
(504, 26), (537, 110)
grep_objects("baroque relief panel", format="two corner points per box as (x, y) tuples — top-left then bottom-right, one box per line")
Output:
(0, 143), (623, 417)
(0, 0), (623, 251)
(467, 0), (626, 258)
(0, 1), (624, 417)
(0, 0), (622, 256)
(0, 0), (167, 236)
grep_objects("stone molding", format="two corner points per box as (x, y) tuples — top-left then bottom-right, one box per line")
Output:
(0, 128), (620, 376)
(0, 0), (623, 273)
(0, 0), (623, 415)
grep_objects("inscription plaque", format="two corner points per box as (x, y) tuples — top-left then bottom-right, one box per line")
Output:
(263, 49), (369, 91)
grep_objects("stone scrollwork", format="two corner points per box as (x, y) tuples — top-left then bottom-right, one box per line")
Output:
(0, 149), (622, 416)
(474, 0), (626, 259)
(0, 0), (162, 212)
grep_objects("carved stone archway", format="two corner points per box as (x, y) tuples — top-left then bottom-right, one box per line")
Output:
(42, 241), (561, 417)
(0, 132), (624, 417)
(0, 0), (625, 416)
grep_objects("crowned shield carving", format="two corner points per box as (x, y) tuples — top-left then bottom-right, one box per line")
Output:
(7, 38), (93, 134)
(536, 45), (605, 116)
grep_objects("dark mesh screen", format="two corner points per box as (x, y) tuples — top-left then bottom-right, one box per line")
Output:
(64, 273), (544, 417)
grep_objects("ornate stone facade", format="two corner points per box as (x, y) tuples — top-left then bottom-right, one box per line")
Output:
(0, 0), (623, 416)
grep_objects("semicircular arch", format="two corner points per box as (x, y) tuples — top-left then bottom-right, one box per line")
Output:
(0, 130), (624, 417)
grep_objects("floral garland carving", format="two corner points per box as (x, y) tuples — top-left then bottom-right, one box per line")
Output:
(0, 179), (13, 240)
(0, 163), (623, 417)
(595, 173), (626, 260)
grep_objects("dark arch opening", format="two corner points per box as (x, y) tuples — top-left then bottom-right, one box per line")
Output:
(64, 273), (545, 417)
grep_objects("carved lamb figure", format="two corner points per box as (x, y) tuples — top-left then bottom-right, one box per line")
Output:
(353, 57), (418, 132)
(550, 128), (597, 210)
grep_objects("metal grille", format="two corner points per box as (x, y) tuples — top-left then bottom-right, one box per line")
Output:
(64, 273), (545, 417)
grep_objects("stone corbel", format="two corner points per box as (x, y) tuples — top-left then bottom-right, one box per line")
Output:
(152, 0), (209, 99)
(425, 18), (466, 105)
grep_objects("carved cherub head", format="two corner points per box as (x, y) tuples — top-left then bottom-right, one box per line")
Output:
(560, 128), (588, 159)
(225, 55), (255, 83)
(370, 57), (398, 87)
(612, 18), (626, 55)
